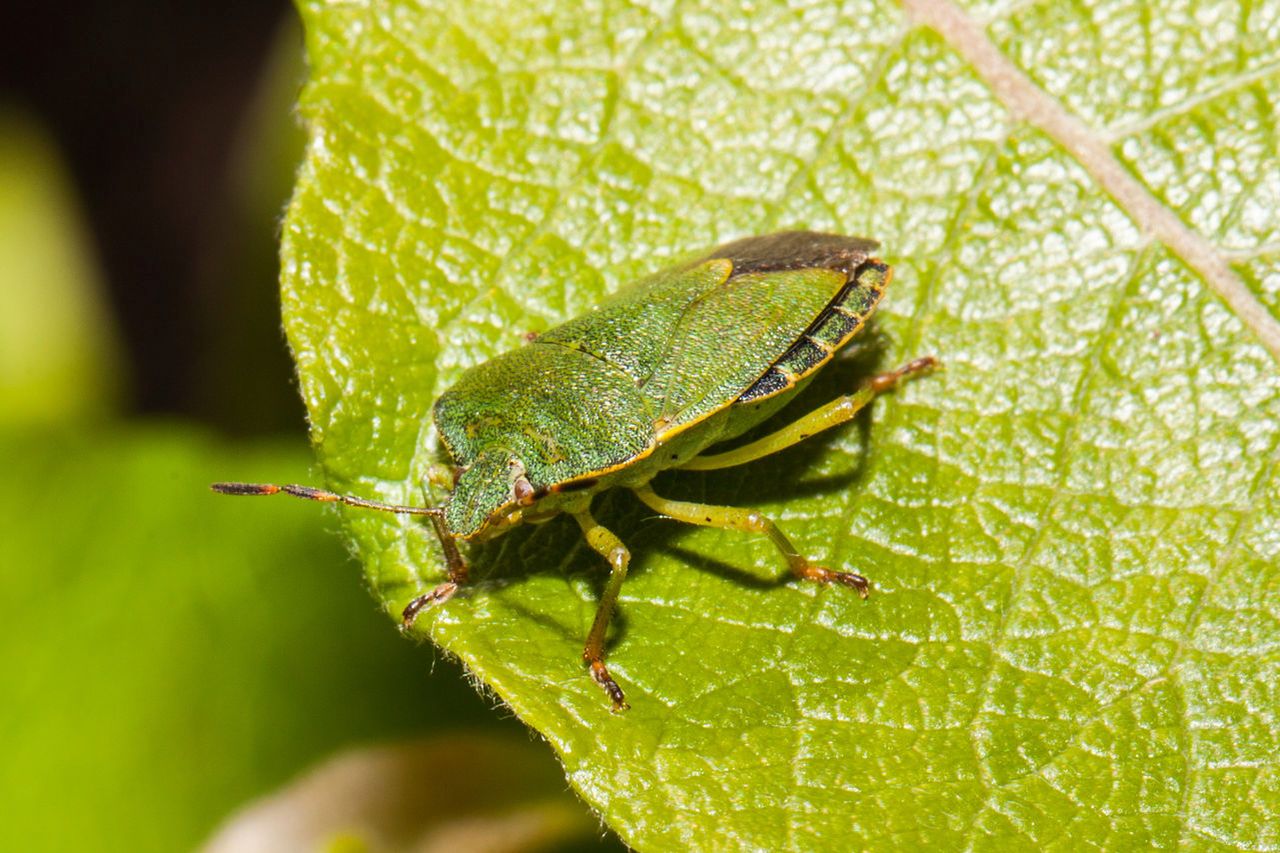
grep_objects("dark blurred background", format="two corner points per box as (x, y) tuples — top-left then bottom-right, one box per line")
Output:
(3, 0), (302, 432)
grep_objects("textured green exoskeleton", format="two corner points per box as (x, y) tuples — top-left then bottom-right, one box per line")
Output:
(214, 231), (936, 711)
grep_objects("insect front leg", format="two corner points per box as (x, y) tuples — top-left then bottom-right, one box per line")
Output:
(632, 485), (870, 595)
(570, 509), (633, 712)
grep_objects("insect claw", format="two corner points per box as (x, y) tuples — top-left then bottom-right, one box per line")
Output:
(401, 581), (459, 627)
(792, 561), (871, 598)
(833, 570), (872, 599)
(870, 356), (938, 393)
(590, 661), (630, 712)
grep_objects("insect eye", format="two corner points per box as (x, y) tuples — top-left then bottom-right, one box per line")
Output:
(513, 476), (536, 506)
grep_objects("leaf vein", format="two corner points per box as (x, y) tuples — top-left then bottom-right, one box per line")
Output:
(900, 0), (1280, 364)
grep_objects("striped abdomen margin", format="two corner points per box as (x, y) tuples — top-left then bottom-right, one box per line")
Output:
(736, 261), (890, 404)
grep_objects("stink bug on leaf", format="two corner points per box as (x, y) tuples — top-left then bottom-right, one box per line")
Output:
(214, 231), (936, 711)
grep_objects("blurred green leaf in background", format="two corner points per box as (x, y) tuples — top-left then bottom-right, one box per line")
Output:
(0, 111), (124, 425)
(281, 0), (1280, 848)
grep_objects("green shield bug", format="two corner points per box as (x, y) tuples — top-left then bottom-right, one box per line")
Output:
(215, 231), (936, 711)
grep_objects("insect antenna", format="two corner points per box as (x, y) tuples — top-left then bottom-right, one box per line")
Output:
(211, 482), (467, 585)
(213, 481), (440, 514)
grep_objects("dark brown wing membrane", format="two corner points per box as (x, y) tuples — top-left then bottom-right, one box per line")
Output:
(696, 231), (878, 276)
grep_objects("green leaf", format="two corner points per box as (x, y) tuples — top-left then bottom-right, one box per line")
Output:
(281, 0), (1280, 847)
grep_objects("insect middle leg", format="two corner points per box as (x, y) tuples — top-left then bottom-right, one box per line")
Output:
(632, 484), (870, 595)
(570, 508), (633, 712)
(681, 356), (936, 472)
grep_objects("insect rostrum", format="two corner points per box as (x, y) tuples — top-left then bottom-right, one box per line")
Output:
(214, 230), (936, 711)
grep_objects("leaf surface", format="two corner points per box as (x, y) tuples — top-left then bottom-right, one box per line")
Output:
(282, 0), (1280, 847)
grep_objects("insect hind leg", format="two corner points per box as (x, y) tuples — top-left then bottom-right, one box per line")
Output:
(632, 484), (870, 595)
(681, 355), (936, 472)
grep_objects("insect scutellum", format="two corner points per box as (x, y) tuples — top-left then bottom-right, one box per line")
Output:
(214, 231), (938, 712)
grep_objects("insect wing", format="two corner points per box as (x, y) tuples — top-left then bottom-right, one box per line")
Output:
(647, 266), (848, 430)
(536, 258), (733, 385)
